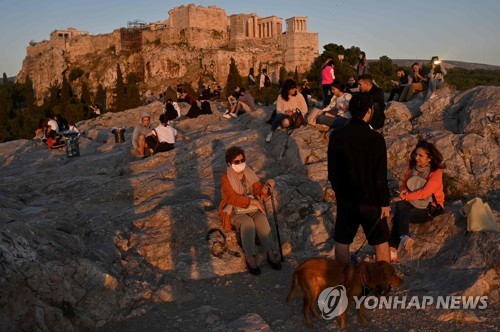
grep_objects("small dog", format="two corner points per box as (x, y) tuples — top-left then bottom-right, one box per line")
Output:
(286, 257), (402, 328)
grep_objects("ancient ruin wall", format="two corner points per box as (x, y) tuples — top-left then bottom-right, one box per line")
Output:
(17, 4), (318, 103)
(168, 4), (229, 32)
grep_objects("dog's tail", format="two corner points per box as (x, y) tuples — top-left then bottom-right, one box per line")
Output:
(286, 269), (299, 303)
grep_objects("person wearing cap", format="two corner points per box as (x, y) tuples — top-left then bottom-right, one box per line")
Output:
(132, 112), (152, 157)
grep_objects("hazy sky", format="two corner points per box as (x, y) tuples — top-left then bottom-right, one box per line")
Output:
(1, 0), (499, 77)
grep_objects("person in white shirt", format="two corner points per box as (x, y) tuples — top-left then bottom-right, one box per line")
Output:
(47, 116), (59, 133)
(145, 113), (189, 154)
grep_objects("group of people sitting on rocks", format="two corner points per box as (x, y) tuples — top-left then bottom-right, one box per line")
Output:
(388, 56), (447, 102)
(124, 55), (448, 271)
(132, 111), (190, 158)
(33, 114), (79, 149)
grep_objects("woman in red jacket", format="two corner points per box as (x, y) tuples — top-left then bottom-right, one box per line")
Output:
(390, 140), (445, 261)
(219, 146), (281, 275)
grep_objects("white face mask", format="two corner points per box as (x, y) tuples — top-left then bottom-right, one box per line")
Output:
(231, 162), (246, 173)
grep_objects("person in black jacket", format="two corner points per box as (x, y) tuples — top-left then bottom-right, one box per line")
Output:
(387, 68), (409, 102)
(358, 74), (386, 130)
(328, 93), (391, 263)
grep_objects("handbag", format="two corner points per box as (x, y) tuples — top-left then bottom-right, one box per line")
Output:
(426, 194), (444, 217)
(233, 195), (259, 215)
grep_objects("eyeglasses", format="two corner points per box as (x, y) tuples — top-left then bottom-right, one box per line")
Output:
(232, 158), (245, 165)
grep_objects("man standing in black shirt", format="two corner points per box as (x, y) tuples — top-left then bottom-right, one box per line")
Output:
(358, 74), (386, 130)
(328, 93), (391, 263)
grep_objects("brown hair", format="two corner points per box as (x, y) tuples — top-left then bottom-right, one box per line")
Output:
(409, 140), (445, 171)
(225, 146), (245, 164)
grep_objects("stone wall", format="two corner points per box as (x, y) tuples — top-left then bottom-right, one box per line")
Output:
(168, 4), (228, 32)
(281, 31), (319, 72)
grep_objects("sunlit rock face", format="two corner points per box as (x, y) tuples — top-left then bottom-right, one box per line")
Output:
(0, 86), (498, 330)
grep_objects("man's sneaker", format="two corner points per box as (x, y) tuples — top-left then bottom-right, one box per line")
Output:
(230, 112), (238, 118)
(265, 132), (273, 143)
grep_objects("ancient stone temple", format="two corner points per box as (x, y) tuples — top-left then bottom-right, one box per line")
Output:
(18, 3), (319, 104)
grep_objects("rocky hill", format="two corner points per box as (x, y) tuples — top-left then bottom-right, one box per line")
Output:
(390, 59), (500, 71)
(0, 86), (498, 331)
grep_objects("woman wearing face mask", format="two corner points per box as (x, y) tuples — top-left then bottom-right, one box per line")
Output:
(389, 140), (445, 262)
(219, 146), (281, 275)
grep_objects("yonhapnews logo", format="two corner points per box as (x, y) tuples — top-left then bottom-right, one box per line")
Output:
(317, 285), (349, 319)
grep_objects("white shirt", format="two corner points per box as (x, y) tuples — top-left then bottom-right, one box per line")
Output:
(154, 125), (177, 144)
(47, 119), (59, 132)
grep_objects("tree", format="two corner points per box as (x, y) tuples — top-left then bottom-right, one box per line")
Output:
(81, 81), (91, 105)
(125, 73), (141, 109)
(225, 58), (243, 97)
(22, 75), (35, 112)
(279, 66), (287, 87)
(60, 75), (72, 106)
(112, 64), (126, 112)
(95, 84), (106, 111)
(2, 73), (8, 85)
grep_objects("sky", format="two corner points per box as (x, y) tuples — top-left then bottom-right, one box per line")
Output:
(1, 0), (499, 77)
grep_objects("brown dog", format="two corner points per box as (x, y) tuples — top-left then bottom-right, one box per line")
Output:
(286, 257), (402, 328)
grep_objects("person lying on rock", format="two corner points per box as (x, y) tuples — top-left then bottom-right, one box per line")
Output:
(308, 82), (352, 130)
(219, 146), (281, 275)
(389, 140), (445, 262)
(144, 113), (189, 155)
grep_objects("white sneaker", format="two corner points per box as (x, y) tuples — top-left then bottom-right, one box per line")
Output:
(223, 111), (231, 119)
(265, 132), (273, 143)
(429, 93), (438, 100)
(230, 112), (238, 118)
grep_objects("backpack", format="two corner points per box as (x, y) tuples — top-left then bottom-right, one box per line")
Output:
(287, 108), (306, 135)
(264, 75), (271, 87)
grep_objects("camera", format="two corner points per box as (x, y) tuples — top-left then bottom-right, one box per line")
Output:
(434, 60), (441, 65)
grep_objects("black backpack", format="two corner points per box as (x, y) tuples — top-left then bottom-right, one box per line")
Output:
(264, 75), (271, 87)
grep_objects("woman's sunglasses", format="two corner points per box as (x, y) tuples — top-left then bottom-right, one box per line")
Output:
(232, 158), (245, 165)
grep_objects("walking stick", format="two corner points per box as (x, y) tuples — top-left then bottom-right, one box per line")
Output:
(269, 188), (284, 262)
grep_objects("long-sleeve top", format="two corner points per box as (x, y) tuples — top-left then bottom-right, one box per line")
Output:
(328, 118), (390, 207)
(401, 168), (445, 206)
(428, 63), (447, 81)
(322, 93), (352, 118)
(276, 93), (308, 116)
(218, 173), (268, 230)
(321, 65), (335, 85)
(132, 124), (152, 150)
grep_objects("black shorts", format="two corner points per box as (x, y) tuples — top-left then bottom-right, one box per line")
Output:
(334, 201), (390, 246)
